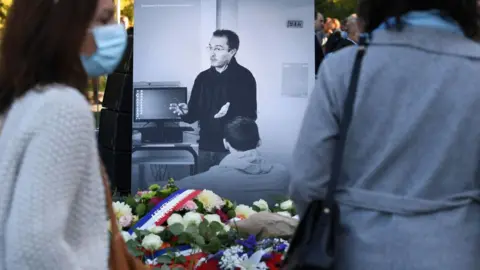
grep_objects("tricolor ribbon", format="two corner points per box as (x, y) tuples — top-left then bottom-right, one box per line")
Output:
(129, 189), (202, 233)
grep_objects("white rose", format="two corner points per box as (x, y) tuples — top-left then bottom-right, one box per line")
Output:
(253, 199), (269, 211)
(141, 234), (163, 251)
(121, 231), (137, 242)
(149, 226), (165, 234)
(204, 214), (222, 224)
(118, 214), (133, 228)
(280, 200), (293, 210)
(167, 213), (184, 226)
(235, 204), (256, 219)
(183, 212), (203, 227)
(223, 224), (231, 232)
(276, 211), (292, 218)
(112, 202), (133, 218)
(293, 215), (299, 220)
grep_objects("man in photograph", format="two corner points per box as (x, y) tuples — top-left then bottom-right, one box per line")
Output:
(176, 117), (289, 205)
(170, 29), (257, 173)
(314, 11), (325, 75)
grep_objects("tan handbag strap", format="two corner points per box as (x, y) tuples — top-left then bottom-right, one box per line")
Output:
(101, 163), (122, 235)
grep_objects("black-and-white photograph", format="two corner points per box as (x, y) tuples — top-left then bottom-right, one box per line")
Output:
(131, 0), (314, 197)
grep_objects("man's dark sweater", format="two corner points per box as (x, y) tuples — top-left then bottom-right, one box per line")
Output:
(181, 57), (257, 152)
(315, 34), (324, 75)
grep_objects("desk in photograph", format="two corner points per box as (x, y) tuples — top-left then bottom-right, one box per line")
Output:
(132, 143), (199, 184)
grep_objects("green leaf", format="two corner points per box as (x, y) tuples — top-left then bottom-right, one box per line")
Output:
(185, 224), (199, 234)
(252, 205), (261, 212)
(203, 237), (221, 253)
(135, 203), (147, 217)
(174, 255), (187, 264)
(193, 234), (206, 245)
(227, 209), (236, 219)
(160, 265), (171, 270)
(195, 200), (206, 213)
(156, 255), (173, 264)
(126, 240), (143, 257)
(149, 184), (161, 191)
(177, 232), (190, 244)
(198, 220), (209, 237)
(209, 221), (224, 233)
(168, 223), (185, 236)
(125, 196), (137, 209)
(133, 229), (150, 238)
(158, 188), (175, 198)
(177, 232), (189, 244)
(216, 232), (230, 243)
(147, 203), (156, 212)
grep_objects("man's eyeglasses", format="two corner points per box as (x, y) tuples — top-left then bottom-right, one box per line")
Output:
(206, 46), (227, 53)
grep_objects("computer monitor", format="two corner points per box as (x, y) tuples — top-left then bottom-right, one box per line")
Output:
(133, 87), (187, 122)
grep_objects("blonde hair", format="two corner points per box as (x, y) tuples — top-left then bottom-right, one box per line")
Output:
(324, 18), (342, 34)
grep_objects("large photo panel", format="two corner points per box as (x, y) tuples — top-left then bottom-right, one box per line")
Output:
(132, 0), (314, 202)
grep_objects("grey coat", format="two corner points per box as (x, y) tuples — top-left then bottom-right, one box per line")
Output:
(290, 27), (480, 269)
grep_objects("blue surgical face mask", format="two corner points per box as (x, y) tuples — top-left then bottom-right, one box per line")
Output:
(81, 24), (127, 77)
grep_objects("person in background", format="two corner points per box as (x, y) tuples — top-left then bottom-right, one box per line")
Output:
(324, 18), (342, 37)
(176, 117), (289, 205)
(345, 14), (360, 44)
(170, 29), (257, 173)
(315, 11), (326, 46)
(291, 0), (480, 269)
(324, 14), (359, 56)
(315, 11), (325, 76)
(120, 15), (130, 29)
(0, 0), (127, 269)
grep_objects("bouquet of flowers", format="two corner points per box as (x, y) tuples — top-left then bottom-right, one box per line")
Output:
(122, 218), (235, 269)
(122, 179), (179, 221)
(111, 180), (299, 269)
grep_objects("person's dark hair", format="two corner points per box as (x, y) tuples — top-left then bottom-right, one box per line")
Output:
(0, 0), (98, 114)
(127, 26), (134, 36)
(224, 117), (260, 151)
(213, 29), (240, 51)
(357, 0), (479, 38)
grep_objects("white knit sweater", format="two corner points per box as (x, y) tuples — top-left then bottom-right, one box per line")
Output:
(0, 85), (108, 269)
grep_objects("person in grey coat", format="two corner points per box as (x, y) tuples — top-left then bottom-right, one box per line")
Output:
(290, 1), (480, 269)
(177, 117), (289, 205)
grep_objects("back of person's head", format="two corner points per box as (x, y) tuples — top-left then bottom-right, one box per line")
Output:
(332, 18), (342, 30)
(0, 0), (125, 114)
(346, 13), (360, 37)
(224, 117), (260, 152)
(358, 0), (479, 38)
(324, 17), (333, 33)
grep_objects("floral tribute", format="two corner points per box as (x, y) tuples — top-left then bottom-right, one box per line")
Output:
(195, 236), (289, 270)
(111, 180), (297, 270)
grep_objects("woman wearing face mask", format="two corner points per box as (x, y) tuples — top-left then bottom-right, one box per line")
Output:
(0, 0), (126, 269)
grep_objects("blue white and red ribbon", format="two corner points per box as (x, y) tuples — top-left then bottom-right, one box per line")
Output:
(129, 189), (201, 233)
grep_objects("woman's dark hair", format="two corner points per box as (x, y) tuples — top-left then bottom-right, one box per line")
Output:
(358, 0), (479, 38)
(0, 0), (98, 113)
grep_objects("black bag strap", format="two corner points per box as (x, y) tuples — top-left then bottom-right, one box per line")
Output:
(324, 34), (370, 208)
